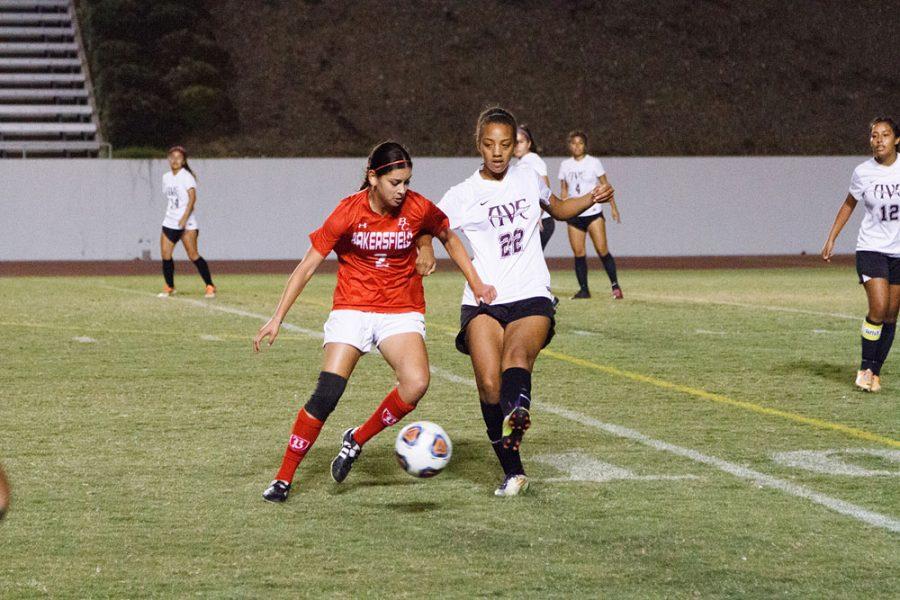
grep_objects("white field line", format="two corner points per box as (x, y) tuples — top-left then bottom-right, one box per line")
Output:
(430, 365), (900, 533)
(72, 336), (96, 343)
(629, 292), (859, 321)
(101, 284), (900, 533)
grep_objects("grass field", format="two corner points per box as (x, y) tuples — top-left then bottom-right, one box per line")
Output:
(1, 268), (897, 598)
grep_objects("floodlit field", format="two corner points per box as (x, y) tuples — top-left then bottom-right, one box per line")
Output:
(1, 268), (897, 598)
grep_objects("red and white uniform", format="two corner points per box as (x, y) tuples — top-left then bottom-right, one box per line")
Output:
(310, 189), (449, 313)
(309, 189), (449, 352)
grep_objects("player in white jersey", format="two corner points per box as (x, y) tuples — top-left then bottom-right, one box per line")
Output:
(514, 124), (555, 249)
(559, 130), (623, 299)
(159, 146), (216, 298)
(419, 107), (615, 496)
(822, 117), (900, 392)
(514, 124), (559, 307)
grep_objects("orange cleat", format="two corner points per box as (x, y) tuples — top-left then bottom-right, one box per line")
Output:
(204, 285), (217, 298)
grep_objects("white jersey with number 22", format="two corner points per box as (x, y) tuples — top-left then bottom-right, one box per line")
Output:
(438, 164), (553, 306)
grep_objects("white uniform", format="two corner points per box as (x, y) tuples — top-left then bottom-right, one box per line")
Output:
(851, 158), (900, 256)
(516, 152), (548, 178)
(162, 168), (199, 230)
(439, 165), (553, 306)
(558, 155), (605, 217)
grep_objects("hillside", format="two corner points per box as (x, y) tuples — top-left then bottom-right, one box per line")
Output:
(191, 0), (898, 156)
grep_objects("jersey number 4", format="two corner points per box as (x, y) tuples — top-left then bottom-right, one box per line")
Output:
(499, 228), (524, 258)
(880, 205), (899, 222)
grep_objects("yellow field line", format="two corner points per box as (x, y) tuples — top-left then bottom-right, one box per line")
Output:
(428, 322), (900, 448)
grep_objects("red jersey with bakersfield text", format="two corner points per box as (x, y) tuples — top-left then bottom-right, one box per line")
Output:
(309, 190), (449, 313)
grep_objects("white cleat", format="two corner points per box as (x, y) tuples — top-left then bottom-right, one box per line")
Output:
(494, 474), (529, 497)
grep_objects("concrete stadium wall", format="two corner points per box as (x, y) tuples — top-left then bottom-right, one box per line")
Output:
(0, 156), (865, 260)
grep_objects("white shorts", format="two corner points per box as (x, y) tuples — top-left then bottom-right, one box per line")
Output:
(323, 310), (425, 353)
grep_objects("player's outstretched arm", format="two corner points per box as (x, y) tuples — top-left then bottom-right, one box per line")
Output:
(415, 234), (436, 276)
(544, 182), (615, 221)
(0, 464), (9, 521)
(821, 194), (857, 262)
(436, 228), (497, 304)
(253, 247), (326, 351)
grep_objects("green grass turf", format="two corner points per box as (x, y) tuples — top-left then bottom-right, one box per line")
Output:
(0, 268), (897, 598)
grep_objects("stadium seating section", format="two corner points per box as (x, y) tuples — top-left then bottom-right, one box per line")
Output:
(0, 0), (103, 157)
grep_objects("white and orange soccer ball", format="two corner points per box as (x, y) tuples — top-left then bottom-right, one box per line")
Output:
(394, 421), (452, 478)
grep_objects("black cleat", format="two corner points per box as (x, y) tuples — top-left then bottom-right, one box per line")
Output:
(571, 289), (591, 299)
(331, 428), (362, 483)
(262, 479), (291, 503)
(551, 295), (560, 309)
(501, 406), (531, 451)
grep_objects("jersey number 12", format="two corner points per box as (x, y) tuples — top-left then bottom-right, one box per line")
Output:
(880, 205), (899, 222)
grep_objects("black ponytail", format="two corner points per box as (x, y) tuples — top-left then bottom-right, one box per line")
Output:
(359, 141), (412, 190)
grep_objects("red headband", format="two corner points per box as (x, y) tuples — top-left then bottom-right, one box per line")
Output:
(168, 145), (187, 156)
(372, 159), (409, 172)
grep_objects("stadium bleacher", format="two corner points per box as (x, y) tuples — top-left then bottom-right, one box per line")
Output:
(0, 0), (104, 157)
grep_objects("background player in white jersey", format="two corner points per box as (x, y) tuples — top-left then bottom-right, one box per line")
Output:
(559, 130), (623, 299)
(822, 117), (900, 392)
(159, 146), (216, 298)
(514, 124), (555, 249)
(420, 107), (614, 496)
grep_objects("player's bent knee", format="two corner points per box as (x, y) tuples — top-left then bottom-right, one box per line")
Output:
(303, 371), (348, 421)
(399, 374), (429, 404)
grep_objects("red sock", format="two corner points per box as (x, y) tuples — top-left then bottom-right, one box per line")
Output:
(275, 409), (324, 483)
(353, 388), (415, 446)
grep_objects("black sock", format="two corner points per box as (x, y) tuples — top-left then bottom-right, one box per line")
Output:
(574, 256), (588, 291)
(481, 402), (524, 476)
(600, 253), (619, 288)
(499, 367), (532, 416)
(193, 256), (213, 286)
(861, 318), (883, 372)
(162, 259), (174, 288)
(873, 321), (896, 376)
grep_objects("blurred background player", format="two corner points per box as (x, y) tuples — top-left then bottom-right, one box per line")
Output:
(822, 116), (900, 392)
(514, 124), (554, 249)
(159, 145), (216, 298)
(253, 141), (495, 503)
(559, 130), (623, 299)
(419, 107), (614, 496)
(514, 123), (559, 306)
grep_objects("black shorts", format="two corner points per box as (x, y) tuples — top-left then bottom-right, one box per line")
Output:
(566, 211), (604, 232)
(162, 226), (184, 244)
(455, 296), (556, 355)
(856, 251), (900, 284)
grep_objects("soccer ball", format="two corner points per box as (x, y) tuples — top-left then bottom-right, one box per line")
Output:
(394, 421), (452, 478)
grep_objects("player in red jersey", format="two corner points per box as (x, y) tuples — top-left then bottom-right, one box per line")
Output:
(254, 141), (496, 502)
